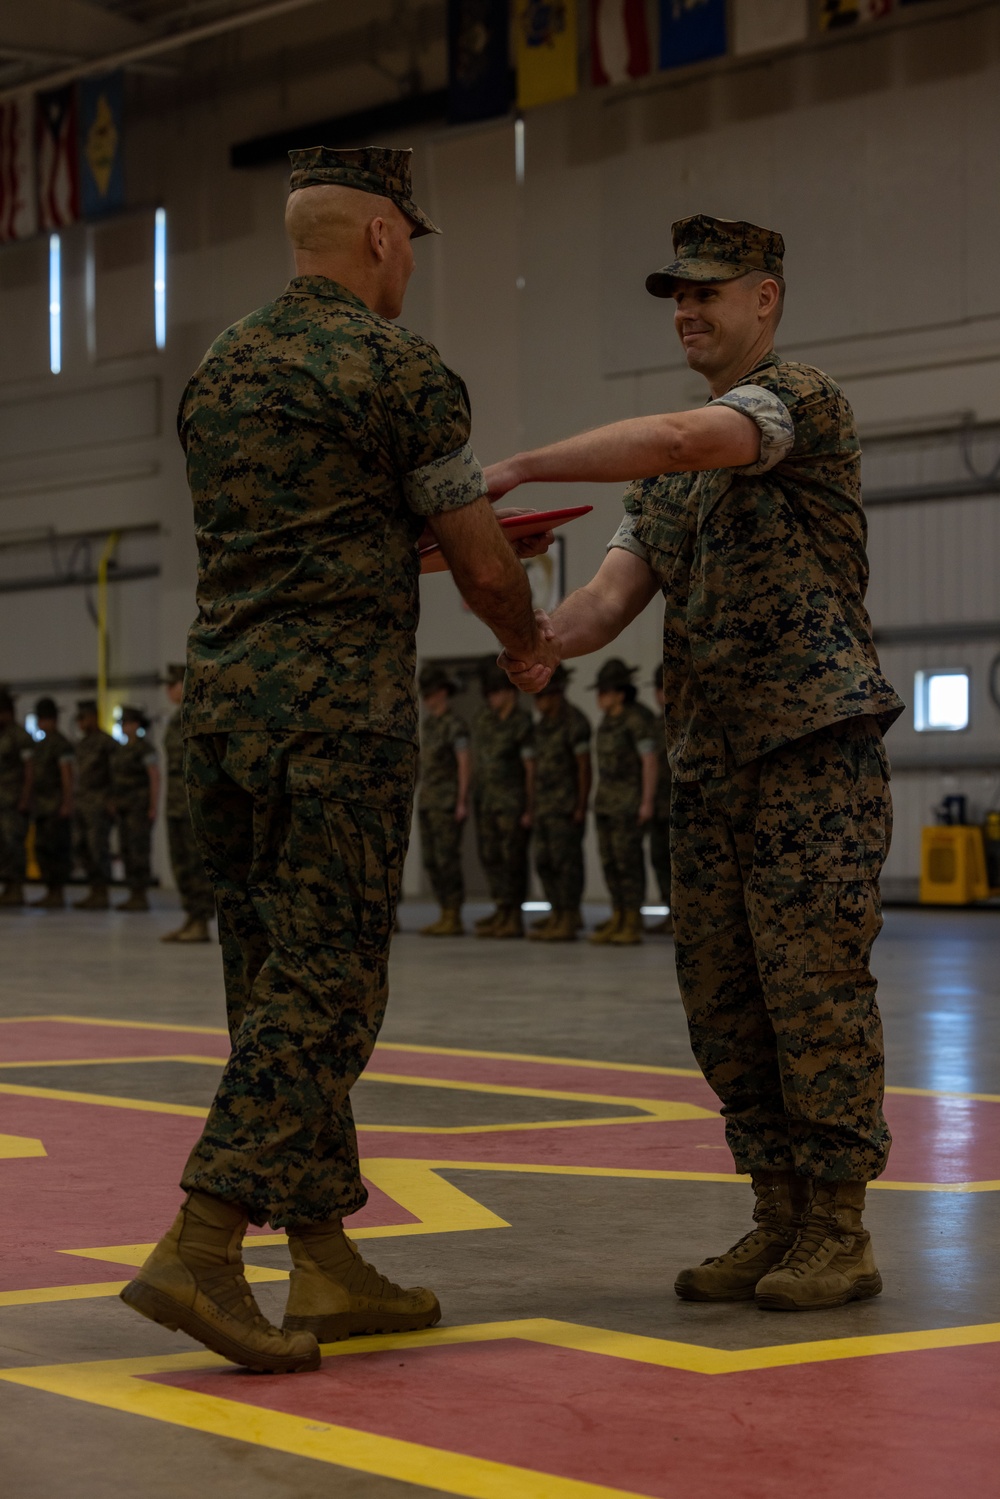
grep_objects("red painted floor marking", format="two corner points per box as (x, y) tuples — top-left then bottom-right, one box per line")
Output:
(150, 1338), (1000, 1498)
(0, 1020), (230, 1064)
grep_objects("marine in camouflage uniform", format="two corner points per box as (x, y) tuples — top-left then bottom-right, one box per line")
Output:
(0, 689), (34, 907)
(417, 664), (470, 936)
(472, 660), (535, 939)
(72, 698), (117, 910)
(110, 707), (160, 911)
(29, 697), (75, 908)
(121, 147), (552, 1373)
(589, 658), (658, 946)
(161, 664), (214, 943)
(492, 215), (905, 1310)
(646, 663), (673, 934)
(528, 664), (591, 941)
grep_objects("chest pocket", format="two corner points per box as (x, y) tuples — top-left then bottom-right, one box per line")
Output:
(633, 497), (694, 590)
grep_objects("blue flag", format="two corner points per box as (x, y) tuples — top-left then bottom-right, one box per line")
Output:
(659, 0), (727, 70)
(448, 0), (514, 125)
(78, 71), (125, 219)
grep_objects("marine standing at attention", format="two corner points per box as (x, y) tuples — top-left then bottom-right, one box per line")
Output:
(28, 697), (75, 910)
(472, 660), (535, 940)
(161, 664), (214, 944)
(0, 689), (34, 909)
(588, 658), (658, 947)
(487, 215), (903, 1312)
(120, 146), (556, 1372)
(647, 664), (673, 936)
(110, 707), (160, 912)
(416, 664), (471, 937)
(528, 665), (591, 942)
(72, 699), (118, 911)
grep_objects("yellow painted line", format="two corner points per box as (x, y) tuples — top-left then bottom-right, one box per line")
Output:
(0, 1132), (45, 1158)
(0, 1014), (229, 1036)
(0, 1083), (207, 1118)
(0, 1280), (131, 1307)
(375, 1041), (704, 1080)
(0, 1055), (224, 1070)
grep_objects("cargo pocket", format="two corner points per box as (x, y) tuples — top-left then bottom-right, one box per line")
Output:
(801, 841), (885, 975)
(634, 501), (693, 589)
(284, 755), (409, 955)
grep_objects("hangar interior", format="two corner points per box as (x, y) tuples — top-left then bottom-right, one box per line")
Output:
(1, 3), (1000, 1497)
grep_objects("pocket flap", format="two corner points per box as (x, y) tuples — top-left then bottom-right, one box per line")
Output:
(287, 754), (402, 812)
(803, 841), (885, 881)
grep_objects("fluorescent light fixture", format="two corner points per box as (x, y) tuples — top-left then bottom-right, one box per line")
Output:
(48, 233), (61, 374)
(514, 116), (525, 185)
(521, 902), (551, 912)
(914, 670), (970, 732)
(154, 207), (167, 349)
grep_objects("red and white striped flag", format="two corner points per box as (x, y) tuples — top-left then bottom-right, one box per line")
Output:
(591, 0), (652, 87)
(0, 97), (38, 243)
(36, 86), (80, 232)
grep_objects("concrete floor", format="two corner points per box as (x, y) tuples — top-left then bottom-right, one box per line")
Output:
(1, 895), (999, 1497)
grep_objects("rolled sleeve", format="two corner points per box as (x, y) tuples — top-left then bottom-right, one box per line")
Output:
(711, 383), (794, 475)
(607, 511), (652, 563)
(636, 737), (657, 756)
(403, 440), (488, 517)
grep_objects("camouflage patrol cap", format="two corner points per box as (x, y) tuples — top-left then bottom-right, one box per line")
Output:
(646, 214), (784, 298)
(589, 658), (638, 691)
(76, 698), (98, 717)
(34, 697), (58, 718)
(164, 663), (185, 687)
(287, 146), (440, 238)
(480, 659), (516, 696)
(536, 664), (573, 697)
(419, 664), (457, 697)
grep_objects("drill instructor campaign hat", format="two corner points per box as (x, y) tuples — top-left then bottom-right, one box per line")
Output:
(536, 664), (573, 697)
(163, 663), (186, 687)
(589, 658), (638, 692)
(418, 664), (458, 697)
(646, 214), (784, 298)
(287, 146), (441, 238)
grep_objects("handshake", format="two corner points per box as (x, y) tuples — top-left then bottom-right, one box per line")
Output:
(499, 609), (562, 695)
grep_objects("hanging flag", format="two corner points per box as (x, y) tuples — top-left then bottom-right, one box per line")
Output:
(659, 0), (727, 71)
(78, 72), (125, 219)
(515, 0), (579, 110)
(732, 0), (808, 58)
(591, 0), (652, 87)
(448, 0), (513, 124)
(819, 0), (892, 29)
(0, 97), (38, 244)
(36, 86), (81, 232)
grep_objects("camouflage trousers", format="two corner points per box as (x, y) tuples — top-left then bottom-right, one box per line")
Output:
(116, 803), (153, 890)
(74, 801), (112, 886)
(34, 813), (73, 886)
(475, 803), (529, 908)
(670, 716), (892, 1183)
(533, 813), (585, 912)
(0, 805), (27, 883)
(595, 811), (646, 911)
(180, 729), (415, 1228)
(418, 805), (465, 909)
(166, 813), (215, 920)
(647, 815), (672, 905)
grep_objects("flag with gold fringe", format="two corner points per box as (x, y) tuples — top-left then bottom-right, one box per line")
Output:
(78, 72), (125, 219)
(515, 0), (579, 110)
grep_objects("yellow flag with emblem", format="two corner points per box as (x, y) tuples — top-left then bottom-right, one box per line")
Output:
(515, 0), (579, 110)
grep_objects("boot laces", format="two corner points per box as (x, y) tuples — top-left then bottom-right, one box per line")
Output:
(775, 1208), (850, 1278)
(199, 1264), (277, 1332)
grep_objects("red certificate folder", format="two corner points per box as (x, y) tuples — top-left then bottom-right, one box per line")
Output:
(419, 505), (594, 574)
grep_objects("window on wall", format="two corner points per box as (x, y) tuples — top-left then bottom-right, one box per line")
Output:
(914, 670), (970, 732)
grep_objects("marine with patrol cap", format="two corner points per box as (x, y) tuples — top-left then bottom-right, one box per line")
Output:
(120, 144), (556, 1372)
(472, 658), (535, 940)
(110, 706), (160, 912)
(588, 659), (658, 946)
(28, 697), (75, 909)
(488, 213), (903, 1313)
(0, 688), (34, 908)
(161, 664), (214, 943)
(529, 664), (591, 942)
(417, 663), (471, 937)
(72, 698), (118, 910)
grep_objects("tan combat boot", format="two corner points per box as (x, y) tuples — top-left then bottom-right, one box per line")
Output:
(120, 1192), (320, 1372)
(176, 916), (210, 942)
(675, 1171), (809, 1301)
(420, 907), (464, 937)
(0, 883), (24, 907)
(474, 907), (501, 934)
(754, 1180), (882, 1311)
(489, 905), (524, 938)
(74, 885), (109, 910)
(535, 910), (578, 941)
(117, 890), (150, 912)
(283, 1224), (441, 1342)
(528, 910), (556, 935)
(29, 886), (65, 909)
(589, 910), (622, 944)
(609, 909), (644, 945)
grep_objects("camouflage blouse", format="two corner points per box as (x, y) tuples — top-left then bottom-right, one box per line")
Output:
(418, 707), (470, 813)
(533, 700), (592, 818)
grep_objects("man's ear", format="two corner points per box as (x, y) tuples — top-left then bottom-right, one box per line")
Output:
(368, 216), (387, 263)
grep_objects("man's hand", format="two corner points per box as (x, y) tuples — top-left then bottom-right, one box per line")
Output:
(499, 611), (560, 693)
(483, 459), (523, 501)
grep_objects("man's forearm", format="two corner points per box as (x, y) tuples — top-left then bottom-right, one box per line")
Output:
(459, 560), (540, 661)
(550, 583), (630, 658)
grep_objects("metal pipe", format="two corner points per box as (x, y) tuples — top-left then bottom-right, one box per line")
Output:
(0, 0), (326, 103)
(96, 530), (120, 732)
(0, 564), (159, 595)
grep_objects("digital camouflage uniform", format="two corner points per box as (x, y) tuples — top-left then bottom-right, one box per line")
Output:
(593, 702), (657, 912)
(472, 702), (534, 910)
(31, 727), (74, 887)
(610, 349), (904, 1182)
(73, 727), (117, 886)
(177, 267), (485, 1228)
(164, 707), (214, 921)
(111, 735), (158, 891)
(532, 696), (591, 913)
(418, 706), (469, 910)
(0, 720), (33, 885)
(647, 711), (672, 907)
